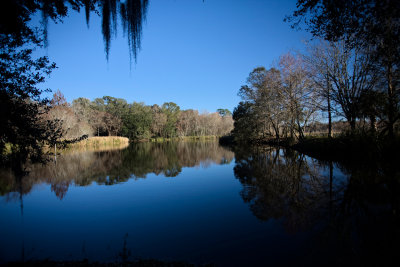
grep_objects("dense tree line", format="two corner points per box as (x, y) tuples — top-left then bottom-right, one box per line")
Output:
(46, 91), (233, 141)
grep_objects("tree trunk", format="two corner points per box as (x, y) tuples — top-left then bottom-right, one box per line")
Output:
(387, 63), (395, 138)
(370, 115), (376, 133)
(350, 119), (356, 133)
(329, 161), (333, 203)
(327, 77), (332, 138)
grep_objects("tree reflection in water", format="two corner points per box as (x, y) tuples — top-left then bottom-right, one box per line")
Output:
(0, 141), (234, 200)
(233, 145), (400, 266)
(2, 142), (399, 265)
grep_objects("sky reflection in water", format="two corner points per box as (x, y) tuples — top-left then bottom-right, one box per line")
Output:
(0, 141), (399, 266)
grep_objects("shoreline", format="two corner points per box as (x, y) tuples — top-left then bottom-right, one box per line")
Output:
(220, 134), (400, 164)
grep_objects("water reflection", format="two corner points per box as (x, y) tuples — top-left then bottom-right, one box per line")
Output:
(0, 141), (234, 200)
(233, 145), (400, 266)
(1, 142), (399, 266)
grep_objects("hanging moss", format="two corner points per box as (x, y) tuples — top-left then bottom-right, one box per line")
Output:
(37, 0), (149, 63)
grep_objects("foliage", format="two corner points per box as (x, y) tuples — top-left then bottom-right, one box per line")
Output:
(217, 108), (232, 117)
(232, 101), (258, 142)
(161, 102), (180, 138)
(0, 0), (149, 164)
(123, 102), (152, 139)
(54, 92), (234, 141)
(287, 0), (400, 137)
(233, 53), (318, 142)
(233, 43), (399, 143)
(0, 28), (58, 163)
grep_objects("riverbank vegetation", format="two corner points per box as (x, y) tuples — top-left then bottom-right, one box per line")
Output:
(0, 1), (150, 165)
(0, 87), (233, 163)
(231, 0), (399, 161)
(66, 136), (130, 149)
(0, 0), (233, 165)
(233, 47), (398, 143)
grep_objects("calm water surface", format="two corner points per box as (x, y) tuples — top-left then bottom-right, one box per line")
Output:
(0, 141), (399, 266)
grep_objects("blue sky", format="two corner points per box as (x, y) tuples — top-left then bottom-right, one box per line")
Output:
(36, 0), (310, 113)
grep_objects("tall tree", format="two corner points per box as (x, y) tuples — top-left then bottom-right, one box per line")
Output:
(177, 109), (198, 137)
(161, 102), (180, 138)
(287, 0), (400, 136)
(232, 101), (259, 142)
(278, 52), (317, 140)
(303, 40), (336, 138)
(0, 28), (57, 162)
(123, 102), (152, 139)
(46, 90), (93, 140)
(234, 54), (318, 142)
(309, 42), (376, 132)
(150, 104), (167, 138)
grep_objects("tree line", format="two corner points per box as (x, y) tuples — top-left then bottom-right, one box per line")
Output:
(234, 0), (399, 142)
(45, 90), (233, 141)
(233, 45), (398, 142)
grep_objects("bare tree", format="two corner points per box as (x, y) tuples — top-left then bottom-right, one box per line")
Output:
(234, 53), (319, 142)
(45, 91), (93, 140)
(303, 40), (337, 138)
(219, 114), (234, 136)
(101, 112), (122, 136)
(278, 52), (319, 140)
(177, 109), (198, 136)
(307, 41), (377, 132)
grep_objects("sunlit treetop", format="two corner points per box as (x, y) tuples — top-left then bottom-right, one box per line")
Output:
(0, 0), (149, 62)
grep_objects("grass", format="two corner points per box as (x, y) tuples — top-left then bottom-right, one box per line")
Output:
(67, 136), (129, 149)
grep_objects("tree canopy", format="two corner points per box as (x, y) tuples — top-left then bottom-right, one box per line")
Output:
(287, 0), (400, 137)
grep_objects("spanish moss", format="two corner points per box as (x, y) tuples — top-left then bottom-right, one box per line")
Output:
(38, 0), (149, 62)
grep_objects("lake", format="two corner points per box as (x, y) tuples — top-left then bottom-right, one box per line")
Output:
(1, 141), (399, 266)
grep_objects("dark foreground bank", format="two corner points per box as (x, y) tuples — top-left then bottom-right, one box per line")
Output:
(3, 259), (214, 267)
